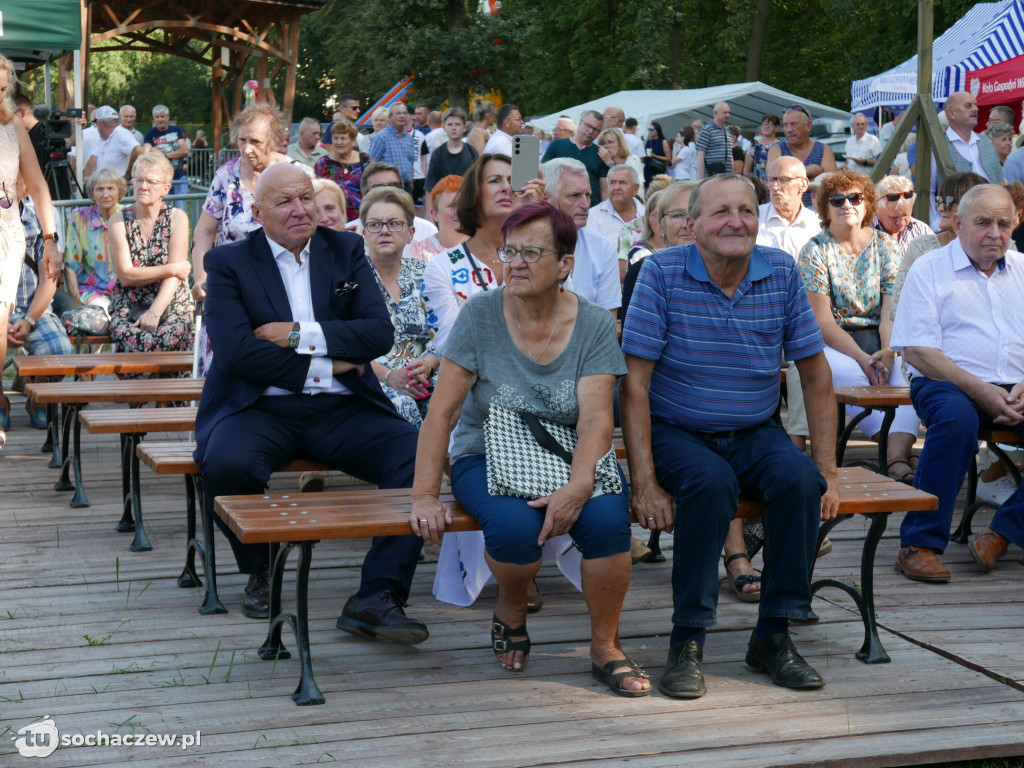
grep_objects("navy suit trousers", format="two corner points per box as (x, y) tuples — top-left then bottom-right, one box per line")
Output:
(200, 393), (422, 599)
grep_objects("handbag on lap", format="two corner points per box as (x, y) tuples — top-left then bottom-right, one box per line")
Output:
(61, 305), (109, 336)
(483, 402), (622, 500)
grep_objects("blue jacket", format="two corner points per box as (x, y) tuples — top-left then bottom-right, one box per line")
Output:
(193, 226), (396, 463)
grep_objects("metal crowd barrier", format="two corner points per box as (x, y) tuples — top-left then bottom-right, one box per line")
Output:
(53, 192), (210, 239)
(186, 148), (240, 188)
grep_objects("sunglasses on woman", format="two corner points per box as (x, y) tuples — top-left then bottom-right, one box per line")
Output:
(934, 195), (957, 212)
(828, 193), (864, 208)
(883, 191), (915, 202)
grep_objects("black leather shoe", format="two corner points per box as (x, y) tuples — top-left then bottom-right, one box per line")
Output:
(745, 631), (824, 689)
(658, 640), (706, 699)
(241, 564), (270, 619)
(337, 591), (429, 645)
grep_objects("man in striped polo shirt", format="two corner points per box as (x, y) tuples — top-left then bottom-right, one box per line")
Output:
(620, 173), (840, 699)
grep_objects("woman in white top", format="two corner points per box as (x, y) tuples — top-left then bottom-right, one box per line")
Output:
(422, 153), (514, 354)
(670, 126), (698, 180)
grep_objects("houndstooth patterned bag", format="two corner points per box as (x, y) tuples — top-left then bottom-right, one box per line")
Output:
(484, 403), (622, 500)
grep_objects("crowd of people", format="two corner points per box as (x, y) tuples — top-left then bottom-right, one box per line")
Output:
(2, 54), (1023, 700)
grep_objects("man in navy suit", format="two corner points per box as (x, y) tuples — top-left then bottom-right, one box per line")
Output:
(195, 163), (427, 644)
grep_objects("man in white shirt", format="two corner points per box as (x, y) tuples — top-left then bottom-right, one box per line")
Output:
(483, 104), (523, 156)
(540, 158), (621, 315)
(891, 184), (1024, 582)
(845, 113), (880, 174)
(928, 92), (1005, 229)
(756, 156), (821, 451)
(84, 105), (141, 179)
(755, 157), (819, 257)
(587, 165), (644, 244)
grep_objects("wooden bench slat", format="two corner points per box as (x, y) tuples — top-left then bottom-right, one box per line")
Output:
(833, 385), (911, 407)
(80, 407), (198, 433)
(15, 351), (193, 377)
(25, 379), (204, 404)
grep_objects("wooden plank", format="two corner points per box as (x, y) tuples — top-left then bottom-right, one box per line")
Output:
(15, 351), (193, 377)
(24, 378), (204, 404)
(834, 385), (911, 407)
(80, 407), (198, 434)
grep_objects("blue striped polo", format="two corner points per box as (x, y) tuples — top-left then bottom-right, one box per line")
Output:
(621, 243), (824, 432)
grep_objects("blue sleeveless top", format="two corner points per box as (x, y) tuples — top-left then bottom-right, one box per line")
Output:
(780, 140), (825, 208)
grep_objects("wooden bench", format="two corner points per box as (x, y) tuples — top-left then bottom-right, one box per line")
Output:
(214, 466), (938, 706)
(24, 378), (203, 507)
(833, 385), (911, 471)
(137, 441), (335, 616)
(78, 408), (198, 552)
(14, 352), (194, 462)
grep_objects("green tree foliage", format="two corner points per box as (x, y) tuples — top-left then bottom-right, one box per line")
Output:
(18, 0), (995, 126)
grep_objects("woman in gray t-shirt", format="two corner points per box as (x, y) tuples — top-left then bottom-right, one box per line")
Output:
(410, 202), (650, 697)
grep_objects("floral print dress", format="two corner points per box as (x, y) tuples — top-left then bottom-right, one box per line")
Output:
(108, 206), (194, 359)
(369, 256), (436, 428)
(314, 152), (369, 223)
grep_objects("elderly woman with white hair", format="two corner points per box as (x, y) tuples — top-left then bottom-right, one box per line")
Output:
(872, 175), (933, 254)
(986, 122), (1015, 166)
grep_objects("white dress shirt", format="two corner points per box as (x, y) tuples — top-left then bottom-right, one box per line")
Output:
(928, 127), (989, 229)
(755, 202), (821, 260)
(263, 235), (351, 396)
(573, 227), (622, 310)
(587, 198), (645, 244)
(845, 133), (881, 173)
(483, 129), (515, 156)
(891, 238), (1024, 385)
(624, 132), (646, 157)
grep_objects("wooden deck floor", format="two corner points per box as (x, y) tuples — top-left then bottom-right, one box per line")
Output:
(1, 394), (1023, 767)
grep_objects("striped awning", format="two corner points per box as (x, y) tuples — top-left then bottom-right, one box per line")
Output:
(851, 0), (1024, 111)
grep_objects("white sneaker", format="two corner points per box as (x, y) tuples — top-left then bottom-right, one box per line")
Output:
(976, 475), (1018, 505)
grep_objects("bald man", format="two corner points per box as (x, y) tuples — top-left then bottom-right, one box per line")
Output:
(893, 185), (1024, 581)
(196, 164), (429, 642)
(603, 106), (645, 156)
(927, 91), (1005, 229)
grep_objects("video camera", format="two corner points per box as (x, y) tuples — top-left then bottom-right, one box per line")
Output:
(30, 105), (83, 200)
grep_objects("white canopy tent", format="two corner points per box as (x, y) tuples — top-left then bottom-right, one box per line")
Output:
(851, 0), (1024, 111)
(528, 82), (852, 138)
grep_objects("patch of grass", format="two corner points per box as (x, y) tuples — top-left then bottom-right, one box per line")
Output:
(83, 617), (130, 647)
(0, 690), (24, 703)
(108, 714), (149, 736)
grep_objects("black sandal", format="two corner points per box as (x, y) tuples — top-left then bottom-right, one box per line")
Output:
(491, 613), (531, 672)
(591, 657), (651, 697)
(888, 459), (915, 485)
(723, 552), (761, 603)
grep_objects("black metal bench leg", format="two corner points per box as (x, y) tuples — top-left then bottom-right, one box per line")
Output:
(54, 404), (74, 490)
(875, 407), (897, 476)
(178, 476), (202, 588)
(289, 542), (324, 706)
(854, 512), (891, 663)
(836, 407), (872, 467)
(644, 530), (665, 562)
(69, 406), (90, 507)
(259, 543), (293, 662)
(196, 476), (227, 615)
(42, 403), (56, 459)
(951, 455), (979, 544)
(117, 435), (136, 532)
(128, 434), (152, 551)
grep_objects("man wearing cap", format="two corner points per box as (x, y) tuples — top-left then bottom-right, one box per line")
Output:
(84, 105), (142, 179)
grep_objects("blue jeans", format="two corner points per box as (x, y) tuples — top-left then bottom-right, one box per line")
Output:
(903, 377), (1024, 551)
(170, 178), (188, 210)
(650, 419), (824, 627)
(451, 454), (631, 565)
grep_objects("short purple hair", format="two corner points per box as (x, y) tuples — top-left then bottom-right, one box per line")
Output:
(500, 201), (577, 257)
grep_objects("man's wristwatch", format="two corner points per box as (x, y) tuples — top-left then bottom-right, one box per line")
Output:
(287, 322), (301, 349)
(42, 232), (59, 244)
(24, 315), (37, 329)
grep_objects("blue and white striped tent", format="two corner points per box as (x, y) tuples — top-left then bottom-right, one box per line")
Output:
(851, 0), (1024, 111)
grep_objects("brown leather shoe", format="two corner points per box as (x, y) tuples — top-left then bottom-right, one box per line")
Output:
(895, 546), (950, 583)
(969, 528), (1009, 573)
